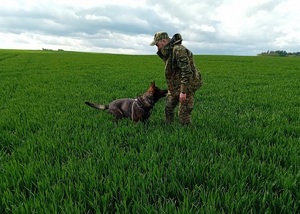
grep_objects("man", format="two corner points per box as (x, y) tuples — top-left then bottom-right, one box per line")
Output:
(150, 32), (202, 125)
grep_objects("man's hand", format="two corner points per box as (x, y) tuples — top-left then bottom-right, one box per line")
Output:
(179, 92), (186, 103)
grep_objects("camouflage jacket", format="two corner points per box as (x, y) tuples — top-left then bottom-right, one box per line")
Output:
(157, 42), (202, 96)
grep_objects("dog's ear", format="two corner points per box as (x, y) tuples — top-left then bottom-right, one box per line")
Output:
(148, 81), (156, 93)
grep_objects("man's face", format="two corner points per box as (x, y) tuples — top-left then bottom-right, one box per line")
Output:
(156, 39), (167, 50)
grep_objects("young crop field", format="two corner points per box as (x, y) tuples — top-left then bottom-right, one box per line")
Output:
(0, 49), (299, 213)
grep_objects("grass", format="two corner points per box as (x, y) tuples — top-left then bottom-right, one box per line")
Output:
(0, 50), (299, 213)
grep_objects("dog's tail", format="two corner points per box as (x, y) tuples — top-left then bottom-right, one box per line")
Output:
(85, 101), (108, 110)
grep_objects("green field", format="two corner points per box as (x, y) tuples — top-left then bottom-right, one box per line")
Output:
(1, 49), (299, 213)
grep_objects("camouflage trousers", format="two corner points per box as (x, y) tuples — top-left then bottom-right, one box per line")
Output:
(165, 92), (195, 125)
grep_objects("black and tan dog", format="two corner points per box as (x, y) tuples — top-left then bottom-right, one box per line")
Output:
(85, 82), (167, 122)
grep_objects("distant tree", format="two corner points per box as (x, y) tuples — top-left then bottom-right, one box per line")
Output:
(42, 48), (53, 51)
(258, 50), (299, 57)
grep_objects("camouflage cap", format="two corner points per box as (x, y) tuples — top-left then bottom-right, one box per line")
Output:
(150, 32), (169, 46)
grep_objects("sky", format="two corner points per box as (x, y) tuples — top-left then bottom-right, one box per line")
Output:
(1, 0), (299, 55)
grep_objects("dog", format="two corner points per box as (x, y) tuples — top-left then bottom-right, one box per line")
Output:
(85, 81), (167, 122)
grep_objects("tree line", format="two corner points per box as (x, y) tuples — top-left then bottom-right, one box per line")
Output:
(258, 50), (300, 56)
(42, 48), (64, 51)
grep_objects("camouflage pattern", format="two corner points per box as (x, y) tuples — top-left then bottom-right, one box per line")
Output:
(165, 92), (195, 125)
(170, 33), (182, 45)
(150, 32), (170, 46)
(155, 33), (202, 125)
(164, 43), (202, 96)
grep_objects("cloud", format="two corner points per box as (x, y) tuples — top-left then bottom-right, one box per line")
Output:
(0, 0), (299, 55)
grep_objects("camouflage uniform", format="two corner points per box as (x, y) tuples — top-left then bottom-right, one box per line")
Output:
(151, 32), (202, 125)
